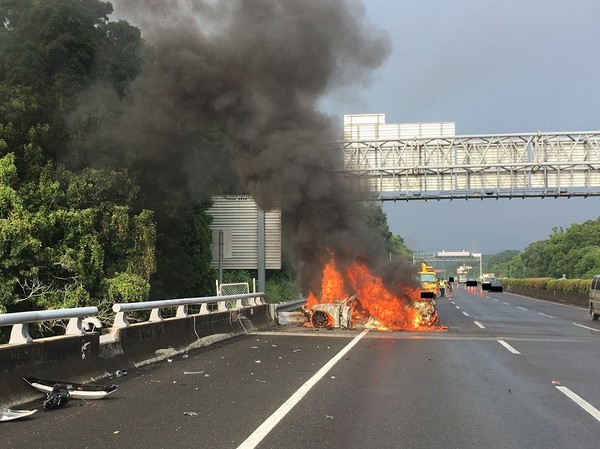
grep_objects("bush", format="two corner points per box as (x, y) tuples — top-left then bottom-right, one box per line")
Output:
(501, 277), (591, 294)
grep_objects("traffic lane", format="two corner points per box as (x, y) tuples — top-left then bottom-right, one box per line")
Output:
(431, 294), (485, 332)
(497, 337), (600, 411)
(256, 334), (600, 449)
(489, 290), (598, 330)
(1, 332), (356, 449)
(449, 289), (600, 337)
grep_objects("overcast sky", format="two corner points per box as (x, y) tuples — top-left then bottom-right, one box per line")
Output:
(322, 0), (600, 254)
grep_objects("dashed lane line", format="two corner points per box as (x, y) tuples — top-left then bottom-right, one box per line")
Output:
(462, 311), (470, 317)
(572, 323), (600, 332)
(474, 321), (485, 329)
(556, 386), (600, 422)
(497, 339), (521, 354)
(538, 312), (555, 318)
(517, 306), (528, 311)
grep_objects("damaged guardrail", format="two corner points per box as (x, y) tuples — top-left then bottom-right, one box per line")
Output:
(112, 293), (266, 328)
(0, 307), (100, 345)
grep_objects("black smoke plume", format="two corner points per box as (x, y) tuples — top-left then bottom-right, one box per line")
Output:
(81, 0), (417, 296)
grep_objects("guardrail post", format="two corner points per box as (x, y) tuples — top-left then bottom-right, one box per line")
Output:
(149, 308), (164, 322)
(176, 305), (188, 318)
(9, 323), (33, 345)
(65, 317), (86, 336)
(217, 300), (228, 312)
(113, 311), (129, 329)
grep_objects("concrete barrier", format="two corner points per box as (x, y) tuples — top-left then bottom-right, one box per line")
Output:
(505, 285), (588, 307)
(0, 305), (275, 407)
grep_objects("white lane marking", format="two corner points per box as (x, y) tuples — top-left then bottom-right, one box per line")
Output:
(517, 306), (528, 311)
(474, 321), (485, 329)
(497, 339), (521, 354)
(572, 323), (600, 332)
(455, 306), (461, 310)
(538, 312), (555, 318)
(236, 330), (369, 449)
(492, 298), (499, 302)
(462, 311), (470, 317)
(502, 302), (510, 305)
(556, 386), (600, 422)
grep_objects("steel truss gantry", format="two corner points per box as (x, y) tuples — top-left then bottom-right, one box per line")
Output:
(340, 131), (600, 200)
(412, 251), (483, 279)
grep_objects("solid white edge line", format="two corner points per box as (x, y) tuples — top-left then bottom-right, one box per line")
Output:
(556, 386), (600, 422)
(474, 321), (485, 329)
(236, 329), (369, 449)
(572, 323), (600, 332)
(497, 339), (521, 354)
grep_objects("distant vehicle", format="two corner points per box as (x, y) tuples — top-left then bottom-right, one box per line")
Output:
(418, 262), (438, 299)
(466, 278), (478, 287)
(489, 279), (503, 292)
(589, 274), (600, 320)
(481, 273), (496, 291)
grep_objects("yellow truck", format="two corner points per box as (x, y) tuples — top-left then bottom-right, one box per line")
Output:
(418, 262), (438, 299)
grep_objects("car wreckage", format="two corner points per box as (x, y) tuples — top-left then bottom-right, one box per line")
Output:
(301, 294), (438, 329)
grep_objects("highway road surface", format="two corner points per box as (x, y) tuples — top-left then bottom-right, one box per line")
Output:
(3, 286), (600, 449)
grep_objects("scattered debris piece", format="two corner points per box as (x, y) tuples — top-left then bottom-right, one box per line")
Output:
(115, 369), (128, 378)
(183, 371), (205, 375)
(167, 359), (173, 363)
(24, 375), (117, 400)
(325, 415), (334, 419)
(43, 385), (71, 410)
(182, 353), (189, 359)
(183, 411), (198, 416)
(0, 408), (37, 422)
(293, 349), (301, 353)
(552, 380), (561, 385)
(255, 360), (261, 364)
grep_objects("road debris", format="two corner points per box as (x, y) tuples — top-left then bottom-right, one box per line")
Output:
(43, 385), (71, 410)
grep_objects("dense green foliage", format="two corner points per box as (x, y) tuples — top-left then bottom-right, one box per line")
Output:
(361, 203), (412, 260)
(501, 277), (591, 295)
(486, 218), (600, 281)
(0, 0), (216, 318)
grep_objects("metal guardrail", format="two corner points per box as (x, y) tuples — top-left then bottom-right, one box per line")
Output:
(0, 293), (267, 345)
(0, 307), (100, 345)
(112, 293), (266, 329)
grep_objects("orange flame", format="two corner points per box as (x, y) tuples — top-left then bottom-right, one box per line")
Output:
(307, 254), (441, 331)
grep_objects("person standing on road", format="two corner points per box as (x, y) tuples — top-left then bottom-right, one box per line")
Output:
(439, 279), (446, 297)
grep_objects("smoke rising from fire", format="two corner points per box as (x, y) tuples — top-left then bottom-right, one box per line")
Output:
(86, 0), (417, 296)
